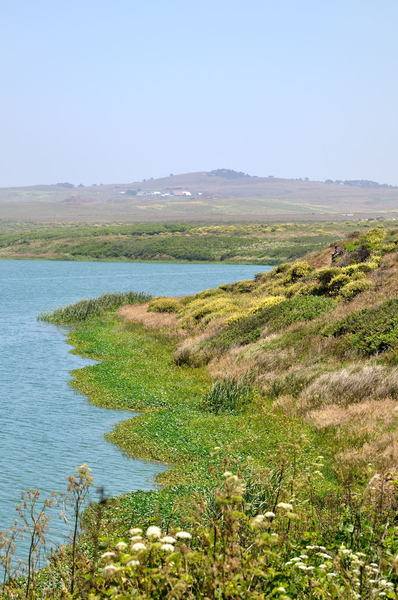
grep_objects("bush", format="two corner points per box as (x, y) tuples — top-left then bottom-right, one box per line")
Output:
(148, 297), (180, 313)
(327, 273), (350, 295)
(206, 296), (335, 351)
(341, 262), (375, 275)
(38, 291), (151, 324)
(289, 261), (313, 281)
(248, 296), (285, 313)
(262, 295), (335, 331)
(218, 279), (256, 293)
(315, 267), (340, 286)
(325, 299), (398, 356)
(180, 297), (238, 324)
(338, 278), (373, 300)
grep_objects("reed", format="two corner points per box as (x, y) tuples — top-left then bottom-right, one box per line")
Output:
(38, 291), (151, 324)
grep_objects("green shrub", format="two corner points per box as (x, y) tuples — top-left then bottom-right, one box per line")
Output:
(338, 278), (373, 300)
(221, 279), (256, 293)
(315, 267), (340, 286)
(148, 297), (180, 313)
(206, 296), (335, 351)
(262, 295), (335, 331)
(341, 262), (374, 275)
(38, 291), (151, 324)
(327, 273), (350, 295)
(289, 261), (313, 281)
(248, 295), (285, 313)
(181, 297), (238, 324)
(325, 299), (398, 356)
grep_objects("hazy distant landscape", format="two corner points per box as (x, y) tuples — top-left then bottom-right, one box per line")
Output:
(2, 169), (398, 223)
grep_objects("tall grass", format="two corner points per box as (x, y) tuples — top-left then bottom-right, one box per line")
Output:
(38, 291), (151, 325)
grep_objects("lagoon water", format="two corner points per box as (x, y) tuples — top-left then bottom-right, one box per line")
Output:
(0, 259), (270, 546)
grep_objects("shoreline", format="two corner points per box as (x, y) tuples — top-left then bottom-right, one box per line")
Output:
(65, 308), (335, 533)
(0, 255), (270, 265)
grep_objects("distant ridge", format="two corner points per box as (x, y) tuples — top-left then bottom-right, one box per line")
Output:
(1, 170), (398, 223)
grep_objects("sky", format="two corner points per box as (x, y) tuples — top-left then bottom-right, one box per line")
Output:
(1, 0), (398, 187)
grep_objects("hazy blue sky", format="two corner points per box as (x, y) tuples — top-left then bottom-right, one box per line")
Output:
(1, 1), (398, 186)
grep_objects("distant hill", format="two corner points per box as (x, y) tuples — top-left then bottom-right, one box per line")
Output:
(1, 170), (398, 223)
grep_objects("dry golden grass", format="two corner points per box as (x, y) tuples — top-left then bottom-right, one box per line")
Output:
(297, 365), (398, 411)
(118, 303), (182, 335)
(208, 346), (255, 381)
(337, 432), (398, 472)
(307, 398), (398, 429)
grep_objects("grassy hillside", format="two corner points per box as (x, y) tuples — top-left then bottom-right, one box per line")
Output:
(158, 226), (398, 476)
(0, 220), (394, 263)
(2, 170), (398, 222)
(11, 226), (398, 598)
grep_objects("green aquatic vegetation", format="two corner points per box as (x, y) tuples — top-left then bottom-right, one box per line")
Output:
(67, 313), (327, 493)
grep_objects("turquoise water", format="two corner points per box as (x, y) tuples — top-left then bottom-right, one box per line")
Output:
(0, 259), (271, 544)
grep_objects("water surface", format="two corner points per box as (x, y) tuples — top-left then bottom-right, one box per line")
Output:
(0, 259), (271, 541)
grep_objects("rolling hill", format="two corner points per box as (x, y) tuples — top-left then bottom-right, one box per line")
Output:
(1, 169), (398, 223)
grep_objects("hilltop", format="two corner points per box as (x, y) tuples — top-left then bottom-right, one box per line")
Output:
(2, 169), (398, 223)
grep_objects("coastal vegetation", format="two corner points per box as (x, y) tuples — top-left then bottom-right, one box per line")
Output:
(38, 291), (151, 325)
(0, 219), (395, 264)
(3, 227), (398, 597)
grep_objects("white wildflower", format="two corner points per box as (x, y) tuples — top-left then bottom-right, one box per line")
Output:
(130, 535), (143, 543)
(129, 528), (143, 536)
(277, 502), (293, 511)
(317, 552), (332, 559)
(265, 511), (275, 519)
(160, 536), (176, 544)
(101, 551), (116, 560)
(127, 559), (140, 567)
(146, 526), (162, 539)
(160, 543), (175, 552)
(252, 514), (265, 526)
(176, 531), (192, 540)
(131, 542), (146, 552)
(103, 564), (119, 578)
(115, 541), (128, 551)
